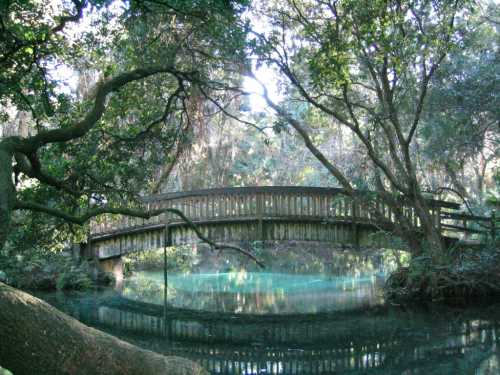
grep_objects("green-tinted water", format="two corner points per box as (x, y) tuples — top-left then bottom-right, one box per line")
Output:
(121, 271), (385, 314)
(38, 248), (500, 374)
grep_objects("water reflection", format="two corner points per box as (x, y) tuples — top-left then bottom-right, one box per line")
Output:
(34, 246), (500, 374)
(121, 247), (399, 314)
(121, 271), (386, 314)
(42, 290), (500, 375)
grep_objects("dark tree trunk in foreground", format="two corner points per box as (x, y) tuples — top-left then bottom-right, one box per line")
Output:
(0, 282), (207, 375)
(0, 146), (15, 252)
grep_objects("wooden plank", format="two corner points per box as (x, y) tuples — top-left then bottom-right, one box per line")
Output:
(441, 212), (492, 222)
(441, 223), (486, 234)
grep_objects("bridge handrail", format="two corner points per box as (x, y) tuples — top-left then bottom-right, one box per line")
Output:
(90, 186), (463, 238)
(440, 210), (497, 240)
(143, 186), (460, 209)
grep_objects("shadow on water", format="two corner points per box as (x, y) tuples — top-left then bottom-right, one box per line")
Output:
(38, 247), (500, 374)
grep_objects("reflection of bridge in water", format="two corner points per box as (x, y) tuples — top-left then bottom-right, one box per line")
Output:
(72, 296), (499, 375)
(86, 186), (495, 265)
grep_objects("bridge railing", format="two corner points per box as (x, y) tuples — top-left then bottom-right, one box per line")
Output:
(89, 186), (460, 238)
(440, 210), (498, 242)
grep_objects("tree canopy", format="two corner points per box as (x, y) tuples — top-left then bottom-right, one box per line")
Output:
(0, 0), (498, 254)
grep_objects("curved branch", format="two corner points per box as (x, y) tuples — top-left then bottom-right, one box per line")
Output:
(14, 152), (81, 197)
(13, 200), (264, 268)
(103, 84), (184, 144)
(11, 66), (192, 154)
(51, 0), (86, 34)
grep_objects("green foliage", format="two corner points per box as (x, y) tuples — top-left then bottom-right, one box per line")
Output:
(1, 0), (249, 227)
(385, 243), (500, 303)
(55, 263), (94, 290)
(0, 248), (94, 291)
(123, 245), (197, 274)
(419, 3), (499, 202)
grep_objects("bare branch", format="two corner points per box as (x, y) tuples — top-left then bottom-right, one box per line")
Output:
(251, 75), (354, 193)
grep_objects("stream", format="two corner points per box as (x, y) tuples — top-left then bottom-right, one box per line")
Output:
(38, 247), (500, 374)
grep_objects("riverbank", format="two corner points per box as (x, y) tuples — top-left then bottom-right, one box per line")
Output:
(385, 244), (500, 304)
(0, 250), (111, 291)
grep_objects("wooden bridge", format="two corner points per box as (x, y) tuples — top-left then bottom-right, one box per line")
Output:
(88, 186), (496, 261)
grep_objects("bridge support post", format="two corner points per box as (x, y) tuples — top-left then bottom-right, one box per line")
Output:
(352, 200), (360, 249)
(256, 193), (264, 241)
(97, 257), (124, 288)
(163, 223), (172, 340)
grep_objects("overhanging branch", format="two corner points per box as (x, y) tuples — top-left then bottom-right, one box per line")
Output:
(11, 66), (193, 155)
(13, 200), (264, 268)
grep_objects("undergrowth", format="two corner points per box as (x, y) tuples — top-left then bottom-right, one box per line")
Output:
(385, 242), (500, 304)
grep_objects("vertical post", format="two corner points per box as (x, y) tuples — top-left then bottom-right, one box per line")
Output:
(491, 210), (496, 243)
(87, 224), (93, 259)
(463, 218), (468, 241)
(256, 192), (264, 241)
(352, 199), (360, 249)
(163, 223), (172, 339)
(436, 206), (442, 233)
(86, 197), (93, 259)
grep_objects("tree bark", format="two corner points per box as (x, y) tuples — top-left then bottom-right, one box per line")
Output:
(410, 193), (444, 253)
(0, 145), (15, 251)
(0, 282), (208, 375)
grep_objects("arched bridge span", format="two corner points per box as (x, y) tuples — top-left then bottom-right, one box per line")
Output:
(86, 186), (489, 261)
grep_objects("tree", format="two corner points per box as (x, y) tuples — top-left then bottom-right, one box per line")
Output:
(0, 0), (253, 372)
(0, 0), (248, 251)
(246, 0), (476, 252)
(419, 3), (499, 205)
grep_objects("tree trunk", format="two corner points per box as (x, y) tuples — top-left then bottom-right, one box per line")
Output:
(411, 194), (444, 253)
(0, 145), (15, 252)
(0, 282), (208, 375)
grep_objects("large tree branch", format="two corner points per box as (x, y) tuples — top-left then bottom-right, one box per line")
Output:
(341, 85), (408, 182)
(405, 56), (444, 147)
(379, 54), (406, 148)
(10, 66), (192, 155)
(13, 152), (81, 196)
(406, 2), (458, 146)
(253, 81), (354, 193)
(13, 200), (264, 268)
